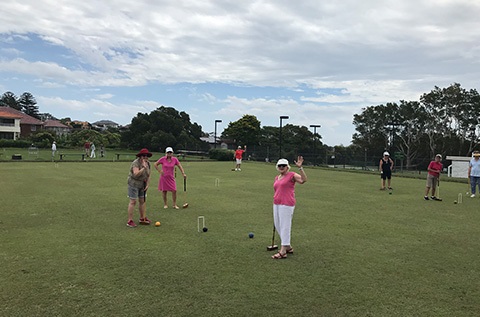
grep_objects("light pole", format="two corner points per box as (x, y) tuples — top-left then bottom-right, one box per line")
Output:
(214, 119), (222, 149)
(279, 116), (289, 159)
(310, 124), (321, 166)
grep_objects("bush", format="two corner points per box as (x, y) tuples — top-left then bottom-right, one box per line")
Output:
(209, 148), (234, 161)
(0, 139), (31, 148)
(30, 131), (55, 148)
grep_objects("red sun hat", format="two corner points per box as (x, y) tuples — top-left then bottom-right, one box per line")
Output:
(136, 148), (152, 157)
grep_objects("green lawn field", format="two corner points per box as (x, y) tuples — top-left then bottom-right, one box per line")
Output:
(0, 147), (208, 162)
(1, 161), (479, 316)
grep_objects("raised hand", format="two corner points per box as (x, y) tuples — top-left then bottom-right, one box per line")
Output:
(294, 156), (304, 168)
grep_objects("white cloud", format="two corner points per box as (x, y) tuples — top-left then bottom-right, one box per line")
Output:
(36, 96), (158, 123)
(1, 0), (480, 144)
(2, 0), (479, 87)
(96, 93), (114, 100)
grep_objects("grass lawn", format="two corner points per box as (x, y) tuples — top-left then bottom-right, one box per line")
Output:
(0, 147), (210, 162)
(1, 161), (479, 316)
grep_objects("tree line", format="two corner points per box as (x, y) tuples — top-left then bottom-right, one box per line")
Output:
(219, 114), (323, 163)
(352, 83), (480, 169)
(3, 83), (479, 168)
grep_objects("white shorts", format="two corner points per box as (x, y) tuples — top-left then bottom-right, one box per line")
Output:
(236, 158), (242, 164)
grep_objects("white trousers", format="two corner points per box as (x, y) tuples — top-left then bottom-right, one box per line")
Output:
(273, 204), (295, 246)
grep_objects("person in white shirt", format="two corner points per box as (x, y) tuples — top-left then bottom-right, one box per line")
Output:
(90, 143), (96, 158)
(51, 141), (57, 158)
(467, 151), (480, 198)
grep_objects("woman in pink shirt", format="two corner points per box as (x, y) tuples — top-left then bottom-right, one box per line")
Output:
(154, 147), (186, 209)
(271, 156), (307, 259)
(424, 154), (443, 201)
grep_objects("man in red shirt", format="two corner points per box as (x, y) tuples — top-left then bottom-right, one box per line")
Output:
(234, 145), (247, 171)
(84, 141), (91, 157)
(424, 154), (443, 201)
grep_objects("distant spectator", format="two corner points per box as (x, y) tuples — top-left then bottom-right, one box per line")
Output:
(51, 141), (57, 158)
(234, 145), (247, 171)
(90, 143), (96, 158)
(100, 144), (105, 158)
(84, 141), (91, 156)
(468, 151), (480, 198)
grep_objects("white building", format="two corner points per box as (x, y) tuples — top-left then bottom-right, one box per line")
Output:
(0, 109), (21, 140)
(446, 156), (471, 178)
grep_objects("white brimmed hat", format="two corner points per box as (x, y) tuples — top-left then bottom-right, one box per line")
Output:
(276, 158), (290, 169)
(383, 151), (390, 156)
(165, 147), (173, 153)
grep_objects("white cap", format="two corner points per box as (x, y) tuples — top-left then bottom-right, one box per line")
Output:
(435, 154), (442, 159)
(383, 151), (390, 156)
(276, 158), (290, 169)
(165, 147), (173, 153)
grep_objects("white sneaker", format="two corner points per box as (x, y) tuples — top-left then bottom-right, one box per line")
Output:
(471, 194), (476, 198)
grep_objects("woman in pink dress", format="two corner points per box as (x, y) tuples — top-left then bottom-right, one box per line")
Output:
(271, 156), (307, 259)
(154, 147), (187, 209)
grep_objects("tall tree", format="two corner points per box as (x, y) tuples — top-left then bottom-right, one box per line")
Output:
(19, 92), (39, 119)
(281, 124), (320, 158)
(0, 91), (21, 110)
(395, 100), (428, 168)
(221, 114), (261, 146)
(352, 103), (397, 157)
(257, 124), (322, 163)
(420, 83), (480, 157)
(121, 106), (208, 151)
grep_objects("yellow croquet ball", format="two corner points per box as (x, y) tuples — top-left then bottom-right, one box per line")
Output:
(155, 221), (161, 227)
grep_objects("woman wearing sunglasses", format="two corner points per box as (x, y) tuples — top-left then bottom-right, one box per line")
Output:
(271, 156), (307, 259)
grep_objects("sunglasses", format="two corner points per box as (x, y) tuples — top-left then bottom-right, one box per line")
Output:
(277, 164), (287, 168)
(141, 154), (149, 157)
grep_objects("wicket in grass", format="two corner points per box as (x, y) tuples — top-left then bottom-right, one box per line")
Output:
(458, 193), (463, 204)
(215, 178), (220, 187)
(197, 216), (205, 232)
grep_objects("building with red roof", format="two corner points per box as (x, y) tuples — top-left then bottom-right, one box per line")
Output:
(0, 106), (43, 139)
(43, 119), (72, 136)
(0, 108), (22, 140)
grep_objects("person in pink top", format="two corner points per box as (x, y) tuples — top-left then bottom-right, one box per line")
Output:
(271, 156), (307, 259)
(424, 154), (443, 201)
(154, 147), (186, 209)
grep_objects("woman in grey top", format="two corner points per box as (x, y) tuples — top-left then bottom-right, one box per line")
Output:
(127, 148), (152, 227)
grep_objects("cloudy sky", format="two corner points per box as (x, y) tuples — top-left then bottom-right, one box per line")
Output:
(1, 0), (479, 145)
